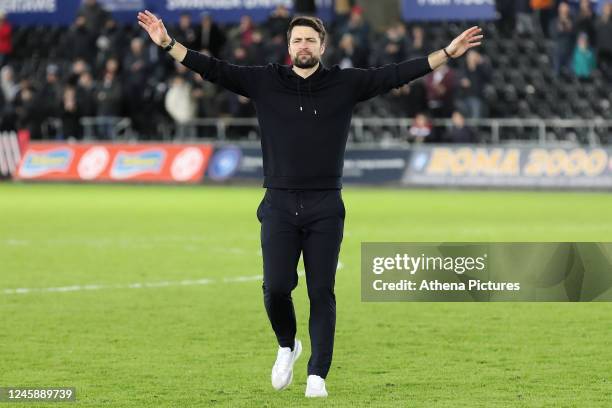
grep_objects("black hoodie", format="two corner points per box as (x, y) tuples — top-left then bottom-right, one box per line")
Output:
(182, 49), (432, 189)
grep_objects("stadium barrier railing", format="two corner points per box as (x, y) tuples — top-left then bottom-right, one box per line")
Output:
(35, 117), (612, 146)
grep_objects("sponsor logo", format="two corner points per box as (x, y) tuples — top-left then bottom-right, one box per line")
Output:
(426, 147), (520, 176)
(78, 146), (110, 180)
(98, 0), (144, 11)
(208, 147), (242, 181)
(170, 147), (205, 181)
(110, 149), (165, 179)
(0, 0), (56, 13)
(18, 148), (73, 178)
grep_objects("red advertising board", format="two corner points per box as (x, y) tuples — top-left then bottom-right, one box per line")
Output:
(14, 143), (214, 183)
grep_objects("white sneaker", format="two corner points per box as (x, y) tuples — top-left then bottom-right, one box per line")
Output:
(271, 339), (302, 390)
(305, 374), (328, 398)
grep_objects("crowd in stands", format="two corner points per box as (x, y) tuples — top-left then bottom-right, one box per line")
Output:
(0, 0), (610, 144)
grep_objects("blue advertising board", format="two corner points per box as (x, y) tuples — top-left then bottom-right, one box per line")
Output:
(3, 0), (333, 25)
(206, 144), (412, 186)
(401, 0), (497, 22)
(403, 146), (612, 189)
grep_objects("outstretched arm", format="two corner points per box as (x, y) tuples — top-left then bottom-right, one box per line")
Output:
(350, 25), (484, 102)
(137, 9), (262, 98)
(428, 26), (484, 70)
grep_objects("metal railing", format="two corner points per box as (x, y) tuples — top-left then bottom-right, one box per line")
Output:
(80, 117), (133, 140)
(178, 117), (612, 146)
(40, 116), (612, 146)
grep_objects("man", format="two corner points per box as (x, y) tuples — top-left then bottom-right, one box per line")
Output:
(138, 10), (482, 398)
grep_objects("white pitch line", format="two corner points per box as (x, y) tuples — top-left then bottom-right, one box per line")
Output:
(2, 261), (344, 296)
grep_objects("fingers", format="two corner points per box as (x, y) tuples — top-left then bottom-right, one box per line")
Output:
(137, 10), (157, 25)
(137, 12), (151, 27)
(462, 26), (482, 39)
(137, 20), (150, 32)
(145, 10), (157, 20)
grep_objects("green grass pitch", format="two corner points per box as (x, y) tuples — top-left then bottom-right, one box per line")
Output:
(1, 183), (611, 407)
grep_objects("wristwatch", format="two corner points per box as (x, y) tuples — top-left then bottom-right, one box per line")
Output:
(163, 38), (176, 52)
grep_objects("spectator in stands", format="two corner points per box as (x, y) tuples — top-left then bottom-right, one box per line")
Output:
(174, 13), (198, 50)
(0, 11), (12, 67)
(457, 50), (491, 119)
(424, 64), (456, 118)
(61, 85), (81, 139)
(330, 33), (368, 68)
(339, 5), (370, 50)
(78, 0), (110, 36)
(63, 15), (97, 66)
(246, 30), (269, 65)
(95, 58), (123, 139)
(266, 5), (292, 38)
(516, 0), (536, 35)
(406, 25), (428, 59)
(69, 58), (90, 79)
(14, 79), (44, 140)
(123, 37), (151, 136)
(95, 18), (124, 75)
(294, 0), (317, 15)
(229, 15), (255, 49)
(197, 13), (226, 58)
(0, 65), (18, 130)
(227, 94), (256, 118)
(267, 32), (290, 65)
(496, 0), (516, 36)
(531, 0), (555, 37)
(76, 71), (97, 120)
(551, 2), (576, 76)
(230, 46), (249, 66)
(408, 113), (433, 144)
(123, 38), (150, 84)
(371, 22), (408, 66)
(333, 0), (352, 28)
(191, 62), (219, 118)
(164, 75), (196, 140)
(572, 32), (596, 79)
(575, 0), (596, 44)
(264, 6), (292, 64)
(386, 81), (428, 118)
(1, 65), (19, 104)
(39, 64), (63, 122)
(446, 111), (474, 143)
(596, 2), (612, 78)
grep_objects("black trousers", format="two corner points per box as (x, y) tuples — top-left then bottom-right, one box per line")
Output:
(257, 188), (345, 379)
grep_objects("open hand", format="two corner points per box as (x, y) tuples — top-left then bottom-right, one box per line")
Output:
(446, 26), (483, 58)
(137, 10), (171, 47)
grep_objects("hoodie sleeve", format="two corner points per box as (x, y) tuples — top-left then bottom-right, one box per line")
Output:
(181, 49), (264, 99)
(348, 57), (432, 102)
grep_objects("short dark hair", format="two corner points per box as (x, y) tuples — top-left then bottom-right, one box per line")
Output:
(286, 16), (326, 45)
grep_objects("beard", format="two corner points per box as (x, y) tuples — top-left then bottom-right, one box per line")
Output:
(292, 53), (319, 69)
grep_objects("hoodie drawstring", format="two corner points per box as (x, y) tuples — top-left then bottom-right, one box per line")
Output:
(296, 76), (318, 115)
(296, 78), (303, 112)
(308, 81), (317, 115)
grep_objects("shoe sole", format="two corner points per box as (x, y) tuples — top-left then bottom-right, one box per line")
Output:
(275, 340), (302, 391)
(305, 392), (328, 398)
